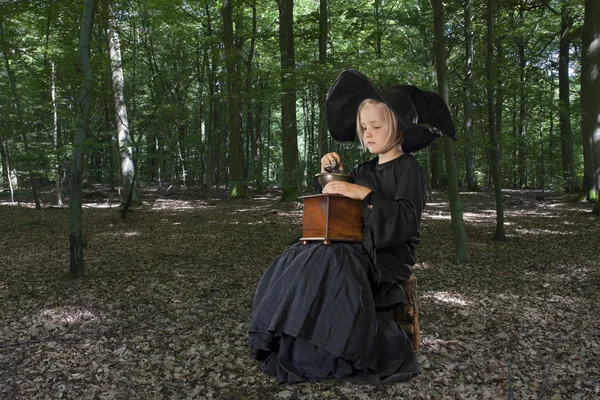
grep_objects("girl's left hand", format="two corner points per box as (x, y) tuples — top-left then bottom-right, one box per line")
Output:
(322, 181), (372, 200)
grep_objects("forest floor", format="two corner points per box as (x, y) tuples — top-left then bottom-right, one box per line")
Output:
(0, 185), (599, 400)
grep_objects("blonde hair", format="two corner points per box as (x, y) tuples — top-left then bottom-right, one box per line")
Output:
(356, 99), (404, 153)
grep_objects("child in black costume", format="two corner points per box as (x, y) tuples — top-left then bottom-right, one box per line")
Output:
(248, 70), (456, 384)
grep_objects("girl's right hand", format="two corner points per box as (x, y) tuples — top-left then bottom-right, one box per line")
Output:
(321, 152), (343, 173)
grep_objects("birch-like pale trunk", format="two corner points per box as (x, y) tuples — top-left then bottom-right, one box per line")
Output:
(431, 0), (469, 263)
(69, 0), (96, 278)
(107, 15), (137, 211)
(51, 61), (63, 206)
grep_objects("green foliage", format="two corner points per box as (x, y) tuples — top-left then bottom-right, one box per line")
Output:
(0, 0), (593, 198)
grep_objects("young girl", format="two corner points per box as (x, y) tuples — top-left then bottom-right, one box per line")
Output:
(248, 70), (455, 384)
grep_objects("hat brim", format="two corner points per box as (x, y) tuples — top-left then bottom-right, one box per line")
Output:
(326, 70), (452, 153)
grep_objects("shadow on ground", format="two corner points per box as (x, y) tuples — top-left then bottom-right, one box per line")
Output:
(0, 187), (598, 399)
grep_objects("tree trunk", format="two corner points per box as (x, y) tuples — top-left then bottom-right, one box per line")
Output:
(494, 40), (504, 174)
(581, 0), (600, 212)
(205, 4), (219, 187)
(196, 39), (208, 187)
(318, 0), (329, 160)
(558, 6), (580, 193)
(278, 0), (301, 201)
(1, 136), (9, 188)
(223, 0), (247, 198)
(246, 3), (262, 193)
(429, 142), (442, 189)
(539, 107), (546, 191)
(463, 0), (478, 191)
(254, 83), (264, 191)
(431, 0), (469, 263)
(486, 0), (506, 240)
(69, 0), (96, 278)
(51, 61), (63, 206)
(580, 0), (599, 204)
(517, 7), (527, 188)
(107, 9), (138, 213)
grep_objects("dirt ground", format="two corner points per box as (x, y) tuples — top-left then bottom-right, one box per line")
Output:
(0, 186), (598, 399)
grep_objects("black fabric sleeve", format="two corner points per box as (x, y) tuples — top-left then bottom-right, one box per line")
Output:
(360, 162), (425, 249)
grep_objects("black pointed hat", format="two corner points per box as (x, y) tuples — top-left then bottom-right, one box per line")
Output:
(325, 69), (457, 152)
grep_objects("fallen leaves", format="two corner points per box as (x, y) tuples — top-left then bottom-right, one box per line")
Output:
(0, 188), (598, 399)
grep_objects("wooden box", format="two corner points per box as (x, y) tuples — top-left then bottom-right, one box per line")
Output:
(299, 194), (363, 244)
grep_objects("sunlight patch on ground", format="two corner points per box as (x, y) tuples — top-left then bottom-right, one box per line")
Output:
(420, 336), (463, 350)
(425, 202), (450, 208)
(152, 199), (216, 211)
(253, 195), (280, 201)
(0, 202), (37, 208)
(515, 227), (572, 235)
(413, 261), (437, 271)
(97, 231), (143, 238)
(462, 210), (497, 223)
(426, 214), (452, 221)
(37, 306), (99, 330)
(209, 219), (265, 226)
(422, 291), (473, 306)
(276, 210), (303, 218)
(505, 209), (558, 217)
(83, 203), (115, 209)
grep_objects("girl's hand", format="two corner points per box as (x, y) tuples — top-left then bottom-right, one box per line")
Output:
(322, 181), (372, 200)
(321, 152), (343, 173)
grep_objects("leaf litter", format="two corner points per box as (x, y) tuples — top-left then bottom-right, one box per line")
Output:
(0, 187), (598, 399)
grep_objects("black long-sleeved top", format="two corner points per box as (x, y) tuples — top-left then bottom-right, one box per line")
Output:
(352, 153), (426, 301)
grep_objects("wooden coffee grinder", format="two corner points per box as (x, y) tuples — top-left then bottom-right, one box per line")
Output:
(299, 194), (363, 244)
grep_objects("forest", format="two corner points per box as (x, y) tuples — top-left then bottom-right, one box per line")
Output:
(1, 0), (599, 399)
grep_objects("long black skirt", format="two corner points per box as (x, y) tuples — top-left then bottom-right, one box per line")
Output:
(248, 242), (420, 384)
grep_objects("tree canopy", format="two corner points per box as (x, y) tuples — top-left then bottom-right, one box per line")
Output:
(0, 0), (595, 200)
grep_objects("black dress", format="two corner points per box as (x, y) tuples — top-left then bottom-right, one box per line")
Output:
(248, 153), (426, 384)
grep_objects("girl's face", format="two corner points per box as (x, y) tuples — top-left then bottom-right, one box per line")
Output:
(359, 103), (392, 155)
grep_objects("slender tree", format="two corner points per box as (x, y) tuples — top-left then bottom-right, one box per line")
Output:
(278, 0), (301, 201)
(106, 3), (139, 213)
(317, 0), (328, 160)
(517, 6), (528, 188)
(246, 2), (262, 192)
(429, 142), (442, 189)
(486, 0), (506, 240)
(0, 136), (8, 188)
(223, 0), (247, 198)
(69, 0), (96, 278)
(463, 0), (478, 191)
(494, 40), (504, 171)
(51, 61), (63, 206)
(431, 0), (469, 263)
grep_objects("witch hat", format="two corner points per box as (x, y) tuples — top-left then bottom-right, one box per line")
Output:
(326, 69), (457, 152)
